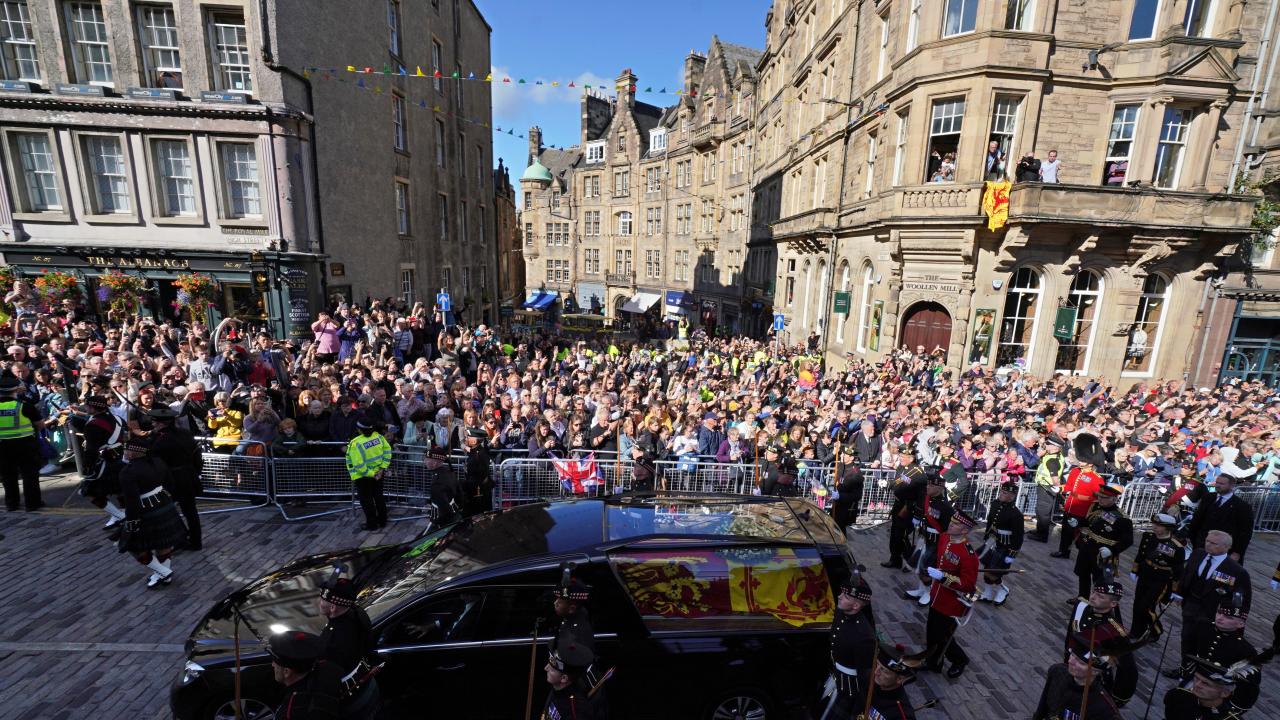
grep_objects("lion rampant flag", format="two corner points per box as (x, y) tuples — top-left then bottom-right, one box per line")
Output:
(983, 180), (1012, 231)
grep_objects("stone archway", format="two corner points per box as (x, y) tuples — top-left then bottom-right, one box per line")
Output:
(899, 302), (953, 360)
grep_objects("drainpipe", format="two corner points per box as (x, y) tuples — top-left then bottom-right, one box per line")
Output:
(1228, 0), (1279, 188)
(258, 0), (327, 299)
(1247, 0), (1280, 166)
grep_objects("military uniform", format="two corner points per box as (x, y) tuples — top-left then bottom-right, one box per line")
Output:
(71, 397), (127, 527)
(552, 579), (596, 654)
(1164, 657), (1256, 720)
(318, 577), (380, 719)
(904, 475), (953, 604)
(269, 631), (342, 720)
(1064, 580), (1139, 707)
(543, 639), (605, 720)
(1073, 486), (1133, 601)
(864, 643), (918, 720)
(118, 441), (186, 587)
(1053, 433), (1107, 559)
(147, 409), (204, 550)
(918, 511), (978, 678)
(1177, 596), (1259, 715)
(883, 455), (926, 569)
(980, 481), (1024, 605)
(824, 580), (875, 718)
(1033, 661), (1122, 720)
(1177, 549), (1253, 667)
(1163, 688), (1246, 720)
(1129, 514), (1185, 641)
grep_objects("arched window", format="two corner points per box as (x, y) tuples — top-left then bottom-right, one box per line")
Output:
(856, 264), (875, 351)
(835, 262), (852, 341)
(1124, 273), (1171, 375)
(1054, 270), (1104, 375)
(995, 267), (1043, 367)
(616, 211), (632, 236)
(801, 260), (813, 328)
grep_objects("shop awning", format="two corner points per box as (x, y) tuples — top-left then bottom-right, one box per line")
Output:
(664, 290), (692, 315)
(621, 290), (662, 314)
(522, 290), (558, 310)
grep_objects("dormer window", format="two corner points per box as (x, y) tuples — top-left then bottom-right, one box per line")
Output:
(618, 134), (627, 152)
(650, 129), (667, 153)
(585, 141), (605, 164)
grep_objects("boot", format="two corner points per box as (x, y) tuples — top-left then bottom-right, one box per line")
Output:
(993, 584), (1009, 605)
(904, 582), (929, 598)
(917, 590), (931, 606)
(103, 502), (126, 528)
(145, 557), (174, 588)
(978, 585), (995, 603)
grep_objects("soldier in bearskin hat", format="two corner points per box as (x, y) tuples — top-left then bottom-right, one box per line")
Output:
(116, 439), (186, 587)
(317, 575), (380, 719)
(1051, 432), (1107, 561)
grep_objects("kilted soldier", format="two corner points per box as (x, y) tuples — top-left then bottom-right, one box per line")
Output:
(345, 416), (390, 531)
(1034, 639), (1123, 720)
(1064, 571), (1140, 707)
(543, 639), (605, 720)
(317, 576), (380, 719)
(269, 631), (342, 720)
(1073, 483), (1133, 603)
(147, 407), (204, 550)
(908, 510), (978, 679)
(1175, 594), (1260, 714)
(933, 438), (967, 502)
(979, 480), (1024, 606)
(882, 445), (926, 570)
(904, 473), (953, 606)
(1051, 433), (1107, 560)
(820, 574), (876, 719)
(551, 573), (595, 653)
(829, 445), (864, 533)
(117, 440), (186, 588)
(69, 394), (126, 529)
(1028, 434), (1067, 543)
(81, 440), (125, 541)
(864, 644), (918, 720)
(1129, 512), (1185, 641)
(1164, 658), (1256, 720)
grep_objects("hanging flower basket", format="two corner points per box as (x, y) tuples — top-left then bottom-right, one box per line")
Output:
(98, 270), (149, 319)
(0, 265), (18, 292)
(33, 270), (79, 310)
(172, 272), (219, 325)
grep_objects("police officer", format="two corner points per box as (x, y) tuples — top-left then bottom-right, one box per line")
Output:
(317, 576), (380, 719)
(1073, 483), (1133, 603)
(345, 416), (390, 531)
(1064, 571), (1140, 707)
(1034, 640), (1123, 720)
(882, 445), (926, 571)
(1176, 595), (1260, 714)
(69, 394), (126, 528)
(1129, 512), (1185, 641)
(1164, 658), (1254, 720)
(821, 575), (876, 720)
(979, 480), (1024, 606)
(543, 639), (605, 720)
(147, 407), (204, 550)
(1029, 434), (1067, 542)
(864, 644), (919, 720)
(269, 630), (342, 720)
(904, 472), (952, 606)
(0, 375), (44, 511)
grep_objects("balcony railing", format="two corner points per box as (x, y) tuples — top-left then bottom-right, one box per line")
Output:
(692, 120), (724, 149)
(1008, 182), (1255, 232)
(605, 271), (635, 286)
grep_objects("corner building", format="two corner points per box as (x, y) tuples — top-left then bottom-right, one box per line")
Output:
(756, 0), (1260, 383)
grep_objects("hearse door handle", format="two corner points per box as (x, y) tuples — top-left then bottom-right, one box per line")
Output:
(436, 662), (466, 671)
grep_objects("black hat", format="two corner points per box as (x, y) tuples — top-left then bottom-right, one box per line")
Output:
(320, 577), (359, 608)
(1044, 434), (1066, 448)
(1073, 432), (1107, 467)
(927, 472), (945, 487)
(1091, 568), (1123, 598)
(951, 509), (978, 530)
(355, 415), (375, 430)
(999, 480), (1019, 494)
(147, 407), (179, 421)
(547, 639), (594, 676)
(85, 395), (109, 412)
(0, 376), (21, 393)
(1189, 656), (1256, 687)
(1217, 591), (1247, 620)
(268, 630), (324, 672)
(1094, 483), (1123, 499)
(123, 439), (150, 456)
(876, 643), (916, 681)
(553, 579), (591, 602)
(1067, 635), (1115, 670)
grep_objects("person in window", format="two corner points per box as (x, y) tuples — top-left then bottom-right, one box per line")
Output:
(926, 148), (942, 182)
(931, 153), (956, 183)
(1126, 326), (1149, 369)
(1040, 149), (1061, 183)
(985, 140), (1007, 180)
(1015, 151), (1041, 182)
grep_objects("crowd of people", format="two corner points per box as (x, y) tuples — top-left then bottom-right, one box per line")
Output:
(3, 285), (1280, 718)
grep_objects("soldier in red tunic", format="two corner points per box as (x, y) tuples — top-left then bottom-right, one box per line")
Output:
(907, 509), (979, 679)
(1051, 433), (1107, 560)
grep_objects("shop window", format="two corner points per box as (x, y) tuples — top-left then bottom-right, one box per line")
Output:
(1053, 270), (1104, 375)
(996, 267), (1043, 367)
(1124, 274), (1170, 375)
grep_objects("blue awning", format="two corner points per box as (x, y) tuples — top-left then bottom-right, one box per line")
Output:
(523, 290), (556, 309)
(665, 290), (693, 309)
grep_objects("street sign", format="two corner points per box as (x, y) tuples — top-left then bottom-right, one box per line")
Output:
(773, 313), (786, 331)
(833, 291), (851, 315)
(436, 291), (451, 312)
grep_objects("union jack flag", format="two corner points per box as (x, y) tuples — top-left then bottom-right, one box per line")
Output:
(552, 454), (604, 495)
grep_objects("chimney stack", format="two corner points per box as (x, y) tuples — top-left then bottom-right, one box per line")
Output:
(528, 126), (542, 164)
(616, 68), (637, 110)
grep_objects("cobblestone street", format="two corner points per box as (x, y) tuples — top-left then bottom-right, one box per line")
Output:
(1, 481), (1278, 719)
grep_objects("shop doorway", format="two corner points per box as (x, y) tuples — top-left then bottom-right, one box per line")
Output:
(1220, 316), (1280, 387)
(900, 302), (952, 360)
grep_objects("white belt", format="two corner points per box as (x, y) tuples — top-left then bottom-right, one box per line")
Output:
(925, 527), (940, 534)
(996, 529), (1012, 536)
(140, 487), (164, 500)
(834, 662), (858, 676)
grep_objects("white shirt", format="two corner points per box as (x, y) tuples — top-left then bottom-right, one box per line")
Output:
(1198, 551), (1228, 579)
(1040, 158), (1061, 183)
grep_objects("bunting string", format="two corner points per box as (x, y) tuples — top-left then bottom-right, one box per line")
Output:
(302, 65), (712, 99)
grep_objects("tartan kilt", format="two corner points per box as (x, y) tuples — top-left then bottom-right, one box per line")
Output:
(121, 492), (188, 552)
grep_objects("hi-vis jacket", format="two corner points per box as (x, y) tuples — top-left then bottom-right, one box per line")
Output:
(346, 432), (391, 481)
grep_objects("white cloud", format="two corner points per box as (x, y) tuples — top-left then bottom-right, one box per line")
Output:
(491, 65), (615, 117)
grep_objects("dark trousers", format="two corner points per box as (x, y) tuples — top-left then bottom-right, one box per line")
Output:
(355, 477), (388, 527)
(1271, 612), (1280, 650)
(0, 438), (42, 511)
(924, 608), (967, 669)
(1180, 601), (1210, 663)
(1058, 515), (1081, 556)
(1033, 485), (1056, 537)
(171, 485), (202, 549)
(887, 514), (911, 564)
(1130, 576), (1170, 642)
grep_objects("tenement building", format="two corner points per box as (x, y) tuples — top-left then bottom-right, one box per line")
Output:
(0, 0), (495, 332)
(520, 37), (761, 333)
(754, 0), (1262, 383)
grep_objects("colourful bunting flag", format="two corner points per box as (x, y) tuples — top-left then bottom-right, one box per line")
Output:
(419, 99), (427, 108)
(508, 129), (514, 135)
(346, 65), (356, 72)
(398, 66), (407, 76)
(356, 78), (365, 87)
(644, 87), (651, 92)
(433, 69), (442, 78)
(381, 64), (390, 74)
(467, 72), (475, 79)
(518, 78), (526, 84)
(535, 80), (543, 85)
(363, 67), (373, 74)
(485, 73), (492, 81)
(551, 81), (559, 87)
(433, 104), (441, 112)
(415, 66), (425, 76)
(660, 87), (666, 93)
(568, 81), (575, 87)
(451, 71), (460, 78)
(503, 77), (510, 83)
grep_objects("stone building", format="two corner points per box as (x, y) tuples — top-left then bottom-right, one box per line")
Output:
(755, 0), (1260, 384)
(520, 37), (761, 332)
(0, 0), (494, 333)
(493, 158), (522, 310)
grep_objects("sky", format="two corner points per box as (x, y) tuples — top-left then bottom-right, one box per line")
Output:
(476, 0), (774, 206)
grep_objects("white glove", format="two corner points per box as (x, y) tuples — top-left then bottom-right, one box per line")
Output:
(1271, 579), (1279, 591)
(878, 479), (889, 489)
(912, 518), (922, 527)
(1004, 556), (1015, 565)
(927, 567), (944, 581)
(751, 487), (762, 496)
(1099, 547), (1112, 560)
(1170, 593), (1183, 603)
(1067, 517), (1079, 528)
(1130, 572), (1139, 582)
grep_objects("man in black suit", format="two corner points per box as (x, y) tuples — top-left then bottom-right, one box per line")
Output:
(1188, 473), (1254, 561)
(1169, 530), (1252, 674)
(852, 421), (882, 465)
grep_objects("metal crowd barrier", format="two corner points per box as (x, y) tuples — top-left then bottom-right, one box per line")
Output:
(1117, 481), (1169, 530)
(271, 441), (354, 520)
(655, 460), (759, 494)
(493, 457), (633, 508)
(1237, 485), (1280, 534)
(195, 438), (271, 514)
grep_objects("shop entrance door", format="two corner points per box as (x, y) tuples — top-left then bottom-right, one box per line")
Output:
(899, 302), (952, 360)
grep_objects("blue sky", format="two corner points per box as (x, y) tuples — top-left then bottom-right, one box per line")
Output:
(476, 0), (774, 202)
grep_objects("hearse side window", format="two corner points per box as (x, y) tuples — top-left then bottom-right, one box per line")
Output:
(382, 591), (485, 646)
(607, 546), (834, 631)
(480, 586), (555, 640)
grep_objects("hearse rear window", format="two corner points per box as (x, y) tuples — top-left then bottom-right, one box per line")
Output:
(605, 498), (812, 542)
(609, 546), (834, 631)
